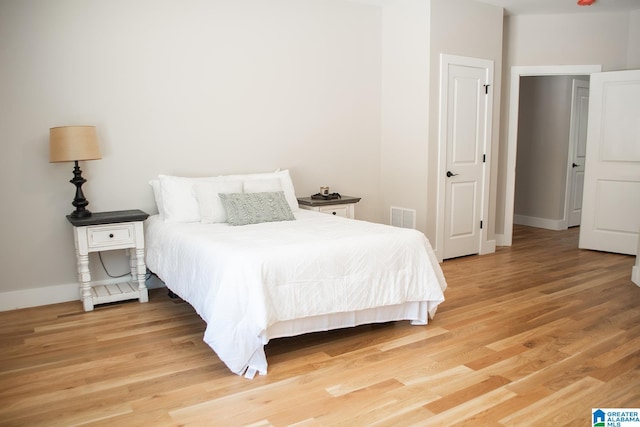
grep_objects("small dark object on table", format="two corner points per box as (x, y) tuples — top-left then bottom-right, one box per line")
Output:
(311, 193), (342, 200)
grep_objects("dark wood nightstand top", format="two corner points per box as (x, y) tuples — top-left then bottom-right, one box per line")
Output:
(297, 195), (361, 207)
(66, 209), (149, 227)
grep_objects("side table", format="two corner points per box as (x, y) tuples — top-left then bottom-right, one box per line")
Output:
(297, 195), (361, 219)
(66, 209), (149, 311)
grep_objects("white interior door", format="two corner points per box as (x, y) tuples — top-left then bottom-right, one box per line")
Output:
(439, 55), (493, 260)
(567, 79), (589, 227)
(579, 69), (640, 255)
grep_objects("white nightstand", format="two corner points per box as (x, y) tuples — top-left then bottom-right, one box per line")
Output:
(66, 210), (149, 311)
(297, 195), (361, 219)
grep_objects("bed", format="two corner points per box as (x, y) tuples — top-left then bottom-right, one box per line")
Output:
(145, 170), (447, 378)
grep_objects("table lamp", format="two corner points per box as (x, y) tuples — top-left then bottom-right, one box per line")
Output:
(49, 125), (102, 218)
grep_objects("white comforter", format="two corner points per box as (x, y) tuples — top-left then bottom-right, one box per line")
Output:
(145, 210), (446, 376)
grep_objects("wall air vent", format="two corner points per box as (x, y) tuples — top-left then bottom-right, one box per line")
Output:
(390, 207), (416, 229)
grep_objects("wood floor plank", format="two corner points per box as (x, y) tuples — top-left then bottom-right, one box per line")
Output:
(1, 225), (639, 426)
(419, 387), (518, 426)
(499, 376), (604, 425)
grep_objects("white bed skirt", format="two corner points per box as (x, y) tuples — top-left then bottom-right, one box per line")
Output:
(265, 300), (428, 340)
(240, 301), (429, 379)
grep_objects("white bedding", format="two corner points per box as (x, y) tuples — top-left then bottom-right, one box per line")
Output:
(145, 210), (447, 376)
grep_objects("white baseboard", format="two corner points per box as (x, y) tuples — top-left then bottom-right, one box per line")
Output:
(513, 214), (566, 231)
(480, 239), (496, 255)
(495, 233), (509, 247)
(0, 276), (166, 312)
(633, 265), (639, 287)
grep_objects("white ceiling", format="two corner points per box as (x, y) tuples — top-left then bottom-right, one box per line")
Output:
(475, 0), (640, 15)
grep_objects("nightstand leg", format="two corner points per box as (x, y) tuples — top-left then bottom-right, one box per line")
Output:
(77, 252), (94, 311)
(135, 248), (148, 303)
(129, 248), (137, 279)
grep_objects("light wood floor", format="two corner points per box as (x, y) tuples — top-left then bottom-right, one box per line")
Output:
(1, 225), (639, 426)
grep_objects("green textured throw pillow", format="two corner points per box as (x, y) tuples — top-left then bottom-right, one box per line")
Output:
(219, 191), (295, 226)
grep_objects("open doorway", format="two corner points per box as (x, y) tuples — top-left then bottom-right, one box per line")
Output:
(499, 64), (602, 247)
(513, 75), (589, 231)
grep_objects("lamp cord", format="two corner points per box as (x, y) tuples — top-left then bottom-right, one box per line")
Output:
(98, 251), (151, 280)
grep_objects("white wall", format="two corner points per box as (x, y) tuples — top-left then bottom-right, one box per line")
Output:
(630, 10), (640, 68)
(380, 0), (503, 253)
(0, 0), (382, 308)
(496, 11), (639, 237)
(427, 0), (503, 248)
(380, 0), (430, 231)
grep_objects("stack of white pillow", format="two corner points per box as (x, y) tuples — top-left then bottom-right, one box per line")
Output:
(149, 169), (299, 224)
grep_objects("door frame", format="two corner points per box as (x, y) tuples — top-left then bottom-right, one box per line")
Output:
(497, 64), (602, 247)
(436, 53), (494, 261)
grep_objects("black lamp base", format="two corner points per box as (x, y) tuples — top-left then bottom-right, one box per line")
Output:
(69, 207), (92, 219)
(69, 160), (92, 218)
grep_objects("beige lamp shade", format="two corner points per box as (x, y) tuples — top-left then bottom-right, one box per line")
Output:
(49, 126), (102, 163)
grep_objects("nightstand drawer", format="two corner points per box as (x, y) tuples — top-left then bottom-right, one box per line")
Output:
(318, 205), (350, 217)
(87, 223), (135, 249)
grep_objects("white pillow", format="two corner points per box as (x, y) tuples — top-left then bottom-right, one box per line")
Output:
(195, 180), (243, 223)
(243, 178), (282, 193)
(158, 175), (202, 223)
(242, 170), (299, 212)
(149, 179), (164, 220)
(159, 174), (239, 223)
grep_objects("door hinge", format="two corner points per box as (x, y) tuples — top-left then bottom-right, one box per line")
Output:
(480, 220), (483, 229)
(484, 84), (490, 94)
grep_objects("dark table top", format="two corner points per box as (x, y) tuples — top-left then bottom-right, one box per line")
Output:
(296, 195), (361, 207)
(66, 209), (149, 227)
